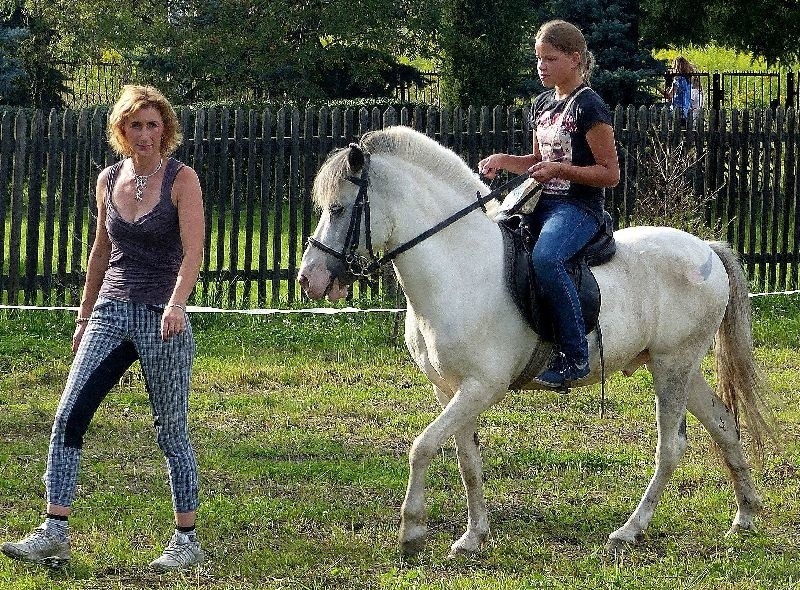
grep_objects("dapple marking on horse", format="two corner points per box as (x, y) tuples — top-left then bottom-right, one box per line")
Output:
(297, 125), (773, 558)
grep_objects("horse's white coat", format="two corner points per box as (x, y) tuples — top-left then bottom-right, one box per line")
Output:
(298, 126), (772, 558)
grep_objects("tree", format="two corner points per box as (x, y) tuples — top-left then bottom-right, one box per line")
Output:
(531, 0), (664, 107)
(640, 0), (800, 66)
(29, 0), (445, 104)
(0, 15), (27, 105)
(0, 1), (66, 108)
(437, 0), (531, 108)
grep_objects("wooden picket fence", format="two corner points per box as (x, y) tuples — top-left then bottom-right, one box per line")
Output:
(1, 104), (798, 308)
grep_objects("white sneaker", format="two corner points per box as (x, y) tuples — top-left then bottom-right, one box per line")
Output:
(1, 524), (71, 567)
(149, 531), (204, 572)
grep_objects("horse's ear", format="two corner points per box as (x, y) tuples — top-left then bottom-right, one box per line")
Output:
(347, 142), (365, 172)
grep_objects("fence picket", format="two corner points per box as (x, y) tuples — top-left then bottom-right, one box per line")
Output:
(301, 107), (315, 285)
(272, 108), (286, 303)
(258, 109), (273, 307)
(788, 108), (799, 289)
(243, 110), (258, 307)
(8, 111), (27, 303)
(230, 109), (244, 308)
(56, 110), (75, 304)
(288, 108), (301, 304)
(758, 109), (771, 289)
(201, 108), (216, 300)
(735, 110), (750, 270)
(43, 109), (61, 303)
(0, 112), (12, 298)
(25, 110), (44, 303)
(217, 108), (231, 303)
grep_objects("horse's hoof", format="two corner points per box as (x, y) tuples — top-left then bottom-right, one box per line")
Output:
(400, 536), (426, 557)
(603, 537), (630, 562)
(399, 520), (427, 557)
(604, 530), (643, 562)
(447, 547), (481, 560)
(725, 522), (757, 538)
(447, 541), (482, 560)
(447, 530), (488, 559)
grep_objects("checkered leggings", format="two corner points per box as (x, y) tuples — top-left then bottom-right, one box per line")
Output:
(44, 297), (199, 513)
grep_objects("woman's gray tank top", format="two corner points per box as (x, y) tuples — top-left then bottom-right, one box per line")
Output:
(98, 157), (185, 305)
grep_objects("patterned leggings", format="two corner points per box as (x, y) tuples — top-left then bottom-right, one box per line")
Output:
(44, 297), (199, 513)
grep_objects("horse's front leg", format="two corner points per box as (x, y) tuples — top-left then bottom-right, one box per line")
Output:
(399, 377), (502, 557)
(450, 420), (490, 556)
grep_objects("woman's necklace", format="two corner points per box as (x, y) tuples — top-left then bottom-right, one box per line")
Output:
(132, 158), (163, 202)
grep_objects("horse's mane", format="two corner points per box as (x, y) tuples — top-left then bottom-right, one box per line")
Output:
(312, 126), (483, 209)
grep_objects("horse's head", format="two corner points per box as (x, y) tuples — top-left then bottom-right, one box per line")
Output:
(299, 126), (490, 301)
(299, 139), (393, 301)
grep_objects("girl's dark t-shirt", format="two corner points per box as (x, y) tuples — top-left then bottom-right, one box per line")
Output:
(532, 85), (613, 213)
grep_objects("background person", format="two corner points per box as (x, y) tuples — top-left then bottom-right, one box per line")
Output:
(478, 19), (620, 388)
(0, 84), (206, 572)
(663, 55), (693, 122)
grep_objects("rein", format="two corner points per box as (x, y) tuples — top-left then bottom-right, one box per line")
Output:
(306, 150), (535, 282)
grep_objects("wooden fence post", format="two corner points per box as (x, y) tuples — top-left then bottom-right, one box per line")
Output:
(0, 112), (12, 298)
(8, 110), (27, 304)
(712, 73), (723, 112)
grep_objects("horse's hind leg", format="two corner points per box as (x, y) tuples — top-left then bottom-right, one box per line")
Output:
(606, 359), (691, 555)
(686, 369), (762, 535)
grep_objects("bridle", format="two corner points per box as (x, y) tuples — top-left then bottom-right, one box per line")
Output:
(306, 151), (379, 283)
(305, 143), (535, 284)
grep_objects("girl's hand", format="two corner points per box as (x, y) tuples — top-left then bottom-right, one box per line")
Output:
(161, 305), (187, 341)
(529, 161), (564, 183)
(478, 154), (506, 179)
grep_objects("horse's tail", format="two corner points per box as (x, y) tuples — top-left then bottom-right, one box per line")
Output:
(709, 241), (775, 462)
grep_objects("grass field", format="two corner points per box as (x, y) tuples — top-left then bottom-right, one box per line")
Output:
(0, 295), (799, 589)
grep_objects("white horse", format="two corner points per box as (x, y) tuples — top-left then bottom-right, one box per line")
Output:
(298, 125), (773, 558)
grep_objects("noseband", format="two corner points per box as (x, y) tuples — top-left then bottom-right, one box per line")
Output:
(306, 143), (536, 284)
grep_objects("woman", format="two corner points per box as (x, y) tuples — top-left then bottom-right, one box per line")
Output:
(1, 85), (205, 571)
(478, 20), (619, 388)
(664, 55), (693, 122)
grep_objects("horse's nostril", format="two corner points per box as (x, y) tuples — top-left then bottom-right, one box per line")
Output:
(298, 273), (309, 289)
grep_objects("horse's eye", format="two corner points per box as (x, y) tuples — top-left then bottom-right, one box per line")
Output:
(329, 203), (345, 216)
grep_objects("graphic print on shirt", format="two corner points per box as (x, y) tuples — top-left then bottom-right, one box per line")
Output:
(536, 106), (577, 196)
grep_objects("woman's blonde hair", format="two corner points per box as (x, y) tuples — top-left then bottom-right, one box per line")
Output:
(107, 85), (182, 157)
(535, 20), (595, 84)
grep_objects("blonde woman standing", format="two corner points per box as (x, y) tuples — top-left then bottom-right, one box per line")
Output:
(1, 85), (206, 572)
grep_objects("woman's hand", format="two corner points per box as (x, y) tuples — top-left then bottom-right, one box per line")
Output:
(161, 305), (187, 340)
(72, 322), (88, 353)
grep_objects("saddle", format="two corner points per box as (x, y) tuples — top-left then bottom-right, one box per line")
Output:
(498, 208), (616, 342)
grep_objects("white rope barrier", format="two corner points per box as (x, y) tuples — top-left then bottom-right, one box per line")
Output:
(0, 304), (406, 315)
(748, 290), (800, 298)
(1, 290), (798, 316)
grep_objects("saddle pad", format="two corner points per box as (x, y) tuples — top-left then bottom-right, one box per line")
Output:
(499, 220), (605, 342)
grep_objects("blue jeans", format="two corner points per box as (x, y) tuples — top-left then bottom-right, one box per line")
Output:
(529, 199), (601, 364)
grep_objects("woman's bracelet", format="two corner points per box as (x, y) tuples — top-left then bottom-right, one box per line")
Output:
(75, 316), (91, 324)
(167, 303), (186, 312)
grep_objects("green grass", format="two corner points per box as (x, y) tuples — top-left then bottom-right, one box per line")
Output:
(0, 296), (799, 588)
